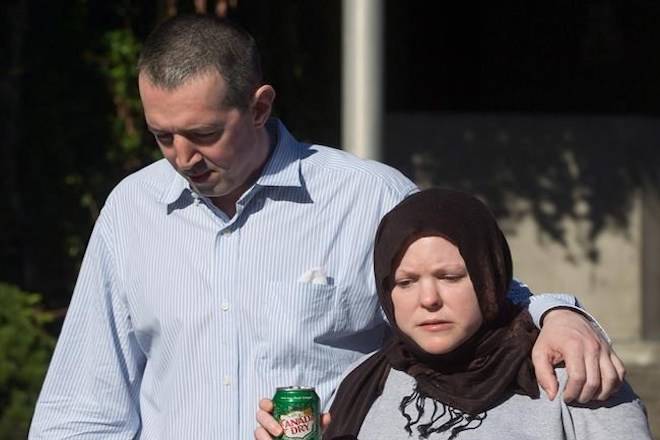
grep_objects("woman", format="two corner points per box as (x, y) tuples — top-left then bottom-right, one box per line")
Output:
(322, 188), (652, 439)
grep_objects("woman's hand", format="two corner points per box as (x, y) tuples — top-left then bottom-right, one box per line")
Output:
(255, 398), (282, 439)
(255, 398), (331, 439)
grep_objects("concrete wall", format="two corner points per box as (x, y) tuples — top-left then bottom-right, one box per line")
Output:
(506, 195), (643, 341)
(385, 112), (660, 363)
(643, 187), (660, 341)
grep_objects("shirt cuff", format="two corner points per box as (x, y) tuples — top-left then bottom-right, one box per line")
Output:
(528, 293), (612, 344)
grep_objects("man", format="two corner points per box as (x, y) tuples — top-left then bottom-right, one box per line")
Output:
(30, 15), (623, 439)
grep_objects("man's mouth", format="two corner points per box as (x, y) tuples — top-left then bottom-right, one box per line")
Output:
(187, 170), (212, 183)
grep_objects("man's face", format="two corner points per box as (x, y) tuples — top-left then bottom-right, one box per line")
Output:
(139, 71), (267, 203)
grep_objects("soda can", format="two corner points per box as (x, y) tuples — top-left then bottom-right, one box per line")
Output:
(273, 386), (321, 440)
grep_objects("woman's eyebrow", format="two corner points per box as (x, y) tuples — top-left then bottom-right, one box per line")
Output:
(394, 268), (413, 276)
(397, 262), (465, 272)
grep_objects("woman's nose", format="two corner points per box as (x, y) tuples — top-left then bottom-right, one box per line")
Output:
(419, 280), (442, 310)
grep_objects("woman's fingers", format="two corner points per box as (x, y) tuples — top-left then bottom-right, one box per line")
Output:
(255, 398), (281, 438)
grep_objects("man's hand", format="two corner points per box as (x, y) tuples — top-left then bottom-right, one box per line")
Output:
(255, 398), (331, 439)
(531, 309), (625, 403)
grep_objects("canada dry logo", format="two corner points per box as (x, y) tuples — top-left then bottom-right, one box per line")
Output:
(279, 408), (316, 439)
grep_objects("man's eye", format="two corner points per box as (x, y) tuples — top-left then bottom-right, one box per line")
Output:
(191, 131), (221, 144)
(154, 133), (173, 145)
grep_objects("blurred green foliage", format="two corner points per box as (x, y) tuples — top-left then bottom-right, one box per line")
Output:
(0, 284), (54, 439)
(98, 28), (159, 166)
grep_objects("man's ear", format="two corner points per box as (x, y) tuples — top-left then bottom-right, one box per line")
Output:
(251, 85), (276, 127)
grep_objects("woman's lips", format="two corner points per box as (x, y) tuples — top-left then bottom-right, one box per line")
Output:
(419, 320), (452, 331)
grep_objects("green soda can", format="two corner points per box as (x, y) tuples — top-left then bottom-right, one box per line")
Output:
(273, 386), (321, 440)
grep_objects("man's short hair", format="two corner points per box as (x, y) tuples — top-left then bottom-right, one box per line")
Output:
(138, 14), (262, 110)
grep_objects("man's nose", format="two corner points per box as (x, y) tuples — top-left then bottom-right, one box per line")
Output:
(173, 135), (201, 170)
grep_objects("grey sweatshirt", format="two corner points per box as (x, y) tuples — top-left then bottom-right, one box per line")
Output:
(356, 367), (653, 440)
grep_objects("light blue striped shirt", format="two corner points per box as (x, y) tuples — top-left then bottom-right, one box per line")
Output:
(30, 120), (576, 439)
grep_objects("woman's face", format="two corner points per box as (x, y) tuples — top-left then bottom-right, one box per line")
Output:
(391, 236), (483, 355)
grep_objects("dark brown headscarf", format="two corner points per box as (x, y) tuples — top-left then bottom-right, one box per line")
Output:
(325, 189), (540, 440)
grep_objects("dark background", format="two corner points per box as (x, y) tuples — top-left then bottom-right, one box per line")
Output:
(5, 1), (660, 311)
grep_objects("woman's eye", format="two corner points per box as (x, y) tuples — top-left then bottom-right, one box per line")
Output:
(395, 279), (414, 288)
(443, 274), (465, 282)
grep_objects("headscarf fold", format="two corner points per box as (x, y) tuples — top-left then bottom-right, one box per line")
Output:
(325, 189), (539, 439)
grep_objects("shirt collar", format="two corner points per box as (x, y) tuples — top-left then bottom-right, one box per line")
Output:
(159, 118), (302, 207)
(255, 118), (303, 188)
(160, 169), (191, 206)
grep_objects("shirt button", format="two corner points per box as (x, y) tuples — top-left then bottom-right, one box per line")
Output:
(223, 375), (231, 385)
(221, 229), (231, 236)
(221, 303), (230, 311)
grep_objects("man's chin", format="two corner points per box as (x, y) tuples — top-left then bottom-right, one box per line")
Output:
(192, 184), (233, 199)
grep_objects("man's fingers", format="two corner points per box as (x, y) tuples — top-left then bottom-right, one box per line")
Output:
(612, 351), (626, 383)
(561, 340), (587, 403)
(576, 344), (601, 403)
(596, 348), (621, 401)
(534, 308), (631, 404)
(256, 409), (282, 437)
(596, 350), (626, 400)
(531, 345), (559, 401)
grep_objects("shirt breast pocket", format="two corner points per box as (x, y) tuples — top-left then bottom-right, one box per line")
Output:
(252, 281), (345, 366)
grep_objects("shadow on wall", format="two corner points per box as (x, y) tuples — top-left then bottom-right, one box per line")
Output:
(385, 113), (660, 262)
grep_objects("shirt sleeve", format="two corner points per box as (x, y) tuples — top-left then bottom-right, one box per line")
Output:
(508, 279), (610, 341)
(29, 211), (145, 439)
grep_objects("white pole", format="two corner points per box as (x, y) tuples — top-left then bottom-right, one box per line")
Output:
(341, 0), (384, 160)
